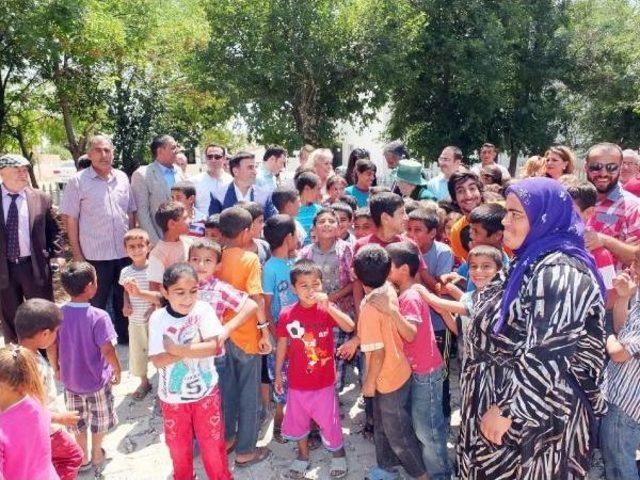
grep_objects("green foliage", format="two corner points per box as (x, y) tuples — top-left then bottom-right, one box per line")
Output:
(197, 0), (401, 148)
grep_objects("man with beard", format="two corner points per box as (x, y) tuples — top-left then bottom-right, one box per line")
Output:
(584, 143), (640, 266)
(447, 170), (485, 261)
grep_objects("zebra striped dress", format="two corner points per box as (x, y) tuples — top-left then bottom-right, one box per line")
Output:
(458, 252), (606, 480)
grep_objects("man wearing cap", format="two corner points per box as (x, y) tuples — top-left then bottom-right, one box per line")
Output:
(0, 154), (62, 343)
(395, 159), (437, 201)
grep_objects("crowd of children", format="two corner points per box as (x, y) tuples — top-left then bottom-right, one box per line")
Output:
(2, 161), (637, 480)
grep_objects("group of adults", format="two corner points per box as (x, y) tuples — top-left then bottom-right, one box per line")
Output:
(2, 132), (640, 479)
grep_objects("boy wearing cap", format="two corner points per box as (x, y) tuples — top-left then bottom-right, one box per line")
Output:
(0, 154), (63, 343)
(396, 159), (437, 201)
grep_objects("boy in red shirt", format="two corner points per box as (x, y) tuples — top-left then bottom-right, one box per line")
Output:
(274, 259), (354, 479)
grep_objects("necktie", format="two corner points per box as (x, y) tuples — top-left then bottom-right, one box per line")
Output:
(6, 194), (20, 261)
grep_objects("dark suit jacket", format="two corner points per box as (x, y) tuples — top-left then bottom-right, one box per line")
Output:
(209, 182), (278, 219)
(0, 187), (62, 289)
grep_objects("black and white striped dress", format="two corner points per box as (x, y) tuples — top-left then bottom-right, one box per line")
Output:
(458, 252), (606, 480)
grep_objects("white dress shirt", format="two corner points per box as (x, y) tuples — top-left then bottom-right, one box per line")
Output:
(2, 185), (30, 257)
(191, 170), (232, 217)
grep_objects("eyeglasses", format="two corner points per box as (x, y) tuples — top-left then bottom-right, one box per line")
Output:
(587, 163), (619, 173)
(207, 154), (224, 160)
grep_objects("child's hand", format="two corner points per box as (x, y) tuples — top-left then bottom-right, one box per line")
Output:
(218, 326), (229, 345)
(123, 278), (142, 297)
(163, 335), (182, 357)
(274, 374), (284, 396)
(362, 381), (376, 398)
(613, 270), (638, 298)
(368, 285), (399, 316)
(111, 367), (121, 385)
(258, 335), (272, 355)
(55, 410), (81, 427)
(337, 338), (359, 360)
(313, 292), (330, 310)
(123, 303), (133, 318)
(440, 272), (464, 285)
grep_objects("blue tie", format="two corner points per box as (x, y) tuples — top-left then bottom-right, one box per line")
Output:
(6, 194), (20, 261)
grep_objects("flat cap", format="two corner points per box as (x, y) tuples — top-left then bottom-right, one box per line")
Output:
(0, 154), (30, 169)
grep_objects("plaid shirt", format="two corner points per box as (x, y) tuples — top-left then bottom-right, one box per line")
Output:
(587, 183), (640, 243)
(197, 276), (248, 319)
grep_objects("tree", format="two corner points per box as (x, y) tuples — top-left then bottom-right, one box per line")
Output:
(197, 0), (402, 148)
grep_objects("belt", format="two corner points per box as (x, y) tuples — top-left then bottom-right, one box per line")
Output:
(7, 256), (31, 265)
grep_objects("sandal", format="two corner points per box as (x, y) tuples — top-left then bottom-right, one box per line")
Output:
(330, 456), (348, 479)
(79, 461), (92, 472)
(234, 447), (270, 468)
(285, 458), (310, 479)
(131, 383), (152, 401)
(92, 448), (108, 476)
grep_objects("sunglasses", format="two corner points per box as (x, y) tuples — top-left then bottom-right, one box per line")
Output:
(587, 163), (619, 173)
(207, 154), (224, 160)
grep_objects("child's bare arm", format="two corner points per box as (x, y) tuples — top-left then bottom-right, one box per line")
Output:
(150, 352), (182, 368)
(263, 295), (277, 337)
(163, 335), (219, 359)
(606, 334), (632, 363)
(442, 282), (464, 301)
(392, 309), (417, 342)
(252, 294), (272, 354)
(224, 297), (259, 339)
(441, 311), (459, 335)
(100, 343), (121, 384)
(414, 284), (467, 315)
(274, 337), (288, 395)
(46, 339), (60, 379)
(326, 303), (355, 332)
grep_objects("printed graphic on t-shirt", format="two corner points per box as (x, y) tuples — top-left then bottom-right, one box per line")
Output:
(286, 320), (332, 374)
(163, 319), (213, 402)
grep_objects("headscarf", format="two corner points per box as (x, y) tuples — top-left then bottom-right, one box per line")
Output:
(495, 177), (607, 333)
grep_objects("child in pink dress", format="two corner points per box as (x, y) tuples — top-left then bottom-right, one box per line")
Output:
(0, 345), (59, 480)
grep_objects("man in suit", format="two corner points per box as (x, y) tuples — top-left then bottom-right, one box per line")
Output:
(131, 134), (187, 244)
(209, 151), (277, 218)
(0, 154), (62, 343)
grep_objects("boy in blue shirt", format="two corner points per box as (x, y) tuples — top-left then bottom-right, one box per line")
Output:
(294, 172), (322, 243)
(262, 214), (299, 441)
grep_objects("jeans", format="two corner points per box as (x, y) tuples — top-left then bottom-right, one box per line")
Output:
(216, 339), (261, 455)
(411, 367), (451, 480)
(373, 379), (426, 478)
(600, 402), (640, 480)
(160, 390), (231, 480)
(434, 330), (451, 419)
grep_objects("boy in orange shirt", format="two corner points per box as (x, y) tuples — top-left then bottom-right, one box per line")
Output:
(347, 244), (428, 480)
(216, 206), (272, 468)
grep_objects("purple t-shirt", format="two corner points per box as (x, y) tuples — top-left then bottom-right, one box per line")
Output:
(58, 303), (117, 394)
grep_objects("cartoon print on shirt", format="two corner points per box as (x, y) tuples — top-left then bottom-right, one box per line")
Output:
(286, 320), (331, 373)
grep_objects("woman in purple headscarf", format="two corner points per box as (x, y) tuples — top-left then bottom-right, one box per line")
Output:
(457, 177), (607, 479)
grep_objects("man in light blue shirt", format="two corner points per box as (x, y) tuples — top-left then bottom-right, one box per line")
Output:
(256, 145), (287, 193)
(427, 146), (463, 201)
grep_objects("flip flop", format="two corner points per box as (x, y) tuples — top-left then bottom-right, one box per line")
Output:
(234, 447), (270, 468)
(79, 461), (92, 472)
(285, 458), (310, 479)
(92, 448), (108, 476)
(131, 383), (152, 401)
(330, 456), (348, 479)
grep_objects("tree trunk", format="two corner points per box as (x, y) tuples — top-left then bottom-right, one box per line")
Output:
(509, 148), (518, 177)
(12, 126), (39, 188)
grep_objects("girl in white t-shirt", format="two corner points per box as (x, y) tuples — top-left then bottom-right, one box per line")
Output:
(148, 262), (231, 480)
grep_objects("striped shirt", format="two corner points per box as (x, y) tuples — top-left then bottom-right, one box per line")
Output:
(60, 166), (135, 260)
(119, 264), (152, 324)
(602, 291), (640, 422)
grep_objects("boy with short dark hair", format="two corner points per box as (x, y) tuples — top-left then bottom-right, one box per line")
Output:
(350, 245), (428, 480)
(295, 171), (322, 242)
(331, 202), (356, 244)
(147, 201), (191, 290)
(15, 299), (84, 479)
(262, 214), (299, 440)
(216, 207), (272, 467)
(353, 207), (375, 239)
(274, 259), (354, 479)
(237, 201), (271, 265)
(272, 186), (307, 246)
(118, 228), (153, 400)
(51, 262), (121, 473)
(171, 181), (206, 237)
(204, 213), (222, 242)
(385, 241), (451, 480)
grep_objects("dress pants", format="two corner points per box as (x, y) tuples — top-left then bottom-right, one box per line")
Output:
(88, 257), (130, 344)
(0, 258), (53, 344)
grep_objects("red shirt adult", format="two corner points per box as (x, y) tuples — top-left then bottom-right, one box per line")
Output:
(276, 302), (336, 390)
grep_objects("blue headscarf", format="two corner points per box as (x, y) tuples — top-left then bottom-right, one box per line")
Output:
(495, 177), (607, 334)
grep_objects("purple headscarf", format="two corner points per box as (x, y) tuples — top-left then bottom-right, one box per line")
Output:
(495, 177), (607, 333)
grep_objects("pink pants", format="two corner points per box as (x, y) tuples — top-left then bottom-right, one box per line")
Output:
(282, 385), (344, 451)
(51, 429), (83, 480)
(160, 389), (231, 480)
